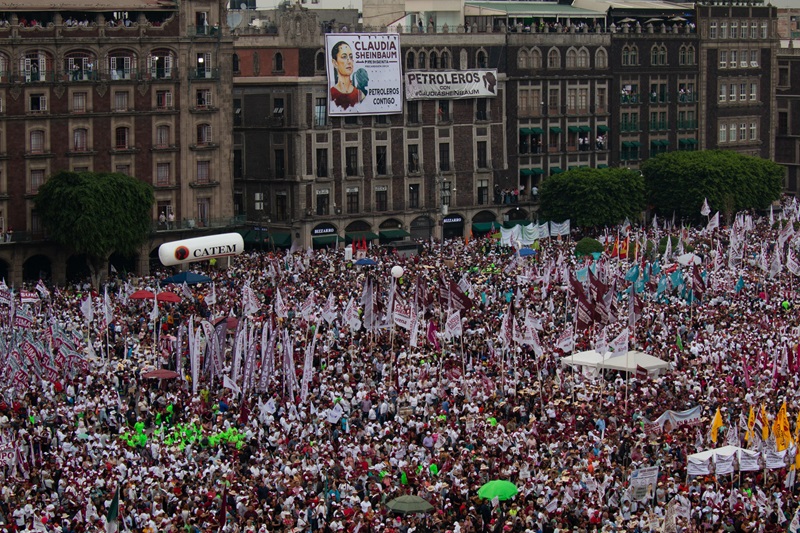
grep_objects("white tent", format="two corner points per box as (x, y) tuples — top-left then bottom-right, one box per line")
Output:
(561, 350), (670, 376)
(600, 351), (671, 376)
(687, 446), (761, 476)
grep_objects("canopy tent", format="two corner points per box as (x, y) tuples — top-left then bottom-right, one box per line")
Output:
(687, 446), (762, 476)
(561, 350), (670, 376)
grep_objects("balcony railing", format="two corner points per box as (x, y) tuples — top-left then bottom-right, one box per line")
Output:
(188, 68), (220, 80)
(649, 121), (668, 131)
(677, 120), (698, 130)
(188, 25), (221, 38)
(152, 214), (244, 233)
(619, 123), (640, 132)
(620, 94), (640, 104)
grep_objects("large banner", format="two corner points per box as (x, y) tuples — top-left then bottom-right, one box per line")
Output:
(629, 466), (659, 502)
(325, 33), (402, 116)
(405, 69), (499, 100)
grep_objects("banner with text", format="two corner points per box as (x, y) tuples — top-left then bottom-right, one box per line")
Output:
(326, 33), (402, 116)
(405, 69), (499, 100)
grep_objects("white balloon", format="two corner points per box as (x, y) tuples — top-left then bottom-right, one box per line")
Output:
(391, 265), (404, 278)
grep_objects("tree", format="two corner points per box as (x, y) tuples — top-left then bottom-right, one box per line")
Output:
(35, 171), (154, 285)
(539, 167), (645, 228)
(642, 150), (783, 223)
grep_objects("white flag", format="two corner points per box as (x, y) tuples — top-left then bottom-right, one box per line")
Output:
(274, 287), (288, 319)
(149, 294), (159, 321)
(595, 327), (608, 356)
(607, 328), (629, 359)
(706, 211), (719, 233)
(555, 325), (574, 353)
(204, 283), (217, 305)
(700, 198), (710, 217)
(223, 375), (241, 397)
(444, 310), (462, 339)
(80, 296), (94, 323)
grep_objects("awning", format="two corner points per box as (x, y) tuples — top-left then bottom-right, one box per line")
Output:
(472, 222), (496, 233)
(549, 126), (562, 134)
(568, 165), (580, 170)
(464, 4), (507, 16)
(530, 168), (544, 174)
(679, 138), (698, 145)
(622, 141), (641, 148)
(550, 167), (564, 174)
(529, 127), (544, 134)
(579, 126), (592, 133)
(379, 229), (411, 240)
(520, 128), (534, 135)
(312, 235), (340, 245)
(597, 164), (609, 168)
(520, 168), (535, 176)
(269, 232), (292, 247)
(567, 126), (580, 133)
(346, 231), (379, 243)
(597, 125), (609, 133)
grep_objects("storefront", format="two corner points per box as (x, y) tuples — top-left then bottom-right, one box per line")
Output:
(442, 213), (464, 240)
(311, 223), (340, 248)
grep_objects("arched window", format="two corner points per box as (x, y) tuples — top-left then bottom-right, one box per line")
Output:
(274, 52), (283, 72)
(315, 50), (325, 72)
(687, 46), (695, 65)
(65, 51), (95, 81)
(547, 48), (560, 69)
(115, 126), (129, 149)
(622, 47), (630, 66)
(440, 51), (449, 69)
(155, 125), (170, 148)
(148, 49), (174, 79)
(518, 49), (529, 69)
(566, 49), (577, 68)
(418, 51), (426, 69)
(658, 46), (667, 65)
(430, 51), (438, 69)
(630, 46), (638, 64)
(651, 46), (659, 66)
(477, 50), (487, 68)
(595, 48), (608, 69)
(577, 48), (589, 68)
(531, 49), (542, 69)
(406, 51), (415, 70)
(232, 53), (240, 72)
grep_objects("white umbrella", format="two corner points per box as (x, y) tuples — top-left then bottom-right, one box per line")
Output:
(677, 252), (701, 266)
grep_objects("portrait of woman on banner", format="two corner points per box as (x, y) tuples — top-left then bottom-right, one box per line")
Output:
(330, 40), (368, 110)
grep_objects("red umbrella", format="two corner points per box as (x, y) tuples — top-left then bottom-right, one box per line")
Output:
(157, 292), (181, 303)
(142, 369), (180, 379)
(129, 290), (155, 300)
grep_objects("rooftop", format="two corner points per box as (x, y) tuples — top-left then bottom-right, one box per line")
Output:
(0, 0), (176, 11)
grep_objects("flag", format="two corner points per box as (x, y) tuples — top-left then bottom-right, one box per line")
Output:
(149, 294), (159, 322)
(735, 275), (745, 293)
(444, 310), (462, 340)
(774, 402), (792, 452)
(607, 328), (628, 359)
(761, 404), (770, 441)
(106, 486), (119, 533)
(555, 325), (574, 353)
(745, 406), (756, 443)
(701, 197), (710, 217)
(80, 296), (94, 324)
(426, 321), (441, 351)
(35, 279), (50, 299)
(710, 407), (723, 444)
(205, 283), (217, 305)
(676, 332), (684, 352)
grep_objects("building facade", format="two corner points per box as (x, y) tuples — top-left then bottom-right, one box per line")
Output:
(233, 3), (780, 249)
(0, 0), (236, 284)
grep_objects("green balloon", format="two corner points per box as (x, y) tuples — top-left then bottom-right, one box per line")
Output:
(429, 464), (439, 475)
(488, 417), (497, 426)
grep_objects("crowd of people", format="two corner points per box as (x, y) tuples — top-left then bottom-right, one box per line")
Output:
(3, 201), (800, 533)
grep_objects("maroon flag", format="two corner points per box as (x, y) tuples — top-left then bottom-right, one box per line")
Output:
(636, 365), (649, 381)
(426, 321), (441, 351)
(438, 278), (473, 311)
(588, 269), (607, 304)
(218, 486), (228, 532)
(576, 293), (594, 331)
(692, 264), (705, 297)
(567, 270), (585, 299)
(414, 276), (433, 314)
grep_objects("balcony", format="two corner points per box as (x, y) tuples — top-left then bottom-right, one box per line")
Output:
(188, 68), (220, 80)
(189, 25), (221, 38)
(189, 180), (220, 189)
(677, 120), (697, 130)
(649, 94), (669, 105)
(677, 93), (698, 104)
(476, 159), (493, 171)
(648, 122), (668, 132)
(439, 160), (455, 173)
(620, 94), (640, 104)
(345, 166), (363, 177)
(151, 214), (245, 234)
(407, 163), (421, 174)
(189, 142), (218, 151)
(619, 123), (640, 133)
(151, 144), (180, 152)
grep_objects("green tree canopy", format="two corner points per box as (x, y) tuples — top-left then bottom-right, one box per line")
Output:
(539, 167), (645, 228)
(642, 150), (783, 222)
(35, 171), (154, 283)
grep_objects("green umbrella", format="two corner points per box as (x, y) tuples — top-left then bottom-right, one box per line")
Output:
(477, 480), (518, 501)
(386, 495), (434, 514)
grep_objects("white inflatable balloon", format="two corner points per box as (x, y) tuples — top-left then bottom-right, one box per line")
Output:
(158, 233), (245, 266)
